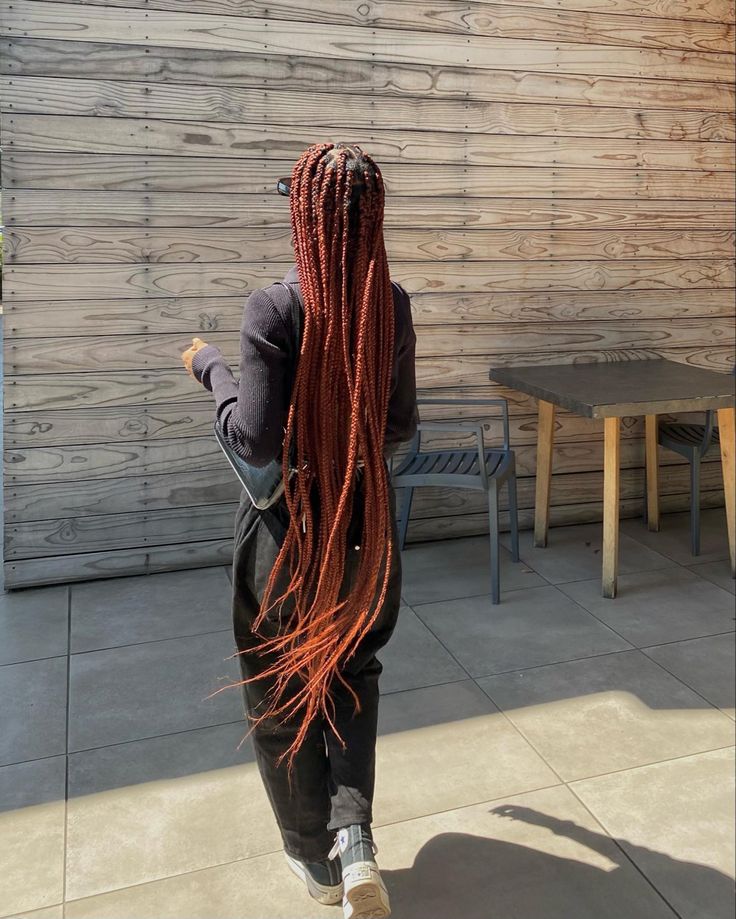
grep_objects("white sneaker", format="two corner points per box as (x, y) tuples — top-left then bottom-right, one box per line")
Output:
(284, 851), (343, 906)
(329, 825), (391, 919)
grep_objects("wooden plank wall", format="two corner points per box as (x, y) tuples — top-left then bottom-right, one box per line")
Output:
(1, 0), (734, 587)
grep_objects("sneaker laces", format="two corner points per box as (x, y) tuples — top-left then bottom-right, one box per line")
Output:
(328, 826), (378, 861)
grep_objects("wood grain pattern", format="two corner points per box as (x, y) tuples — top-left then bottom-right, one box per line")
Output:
(6, 189), (734, 231)
(3, 0), (733, 586)
(3, 3), (732, 82)
(4, 38), (733, 112)
(7, 227), (734, 265)
(5, 156), (735, 202)
(30, 0), (736, 26)
(4, 318), (733, 374)
(5, 348), (733, 414)
(5, 77), (734, 143)
(29, 0), (736, 52)
(6, 259), (733, 300)
(3, 463), (724, 560)
(3, 396), (710, 450)
(7, 488), (728, 588)
(5, 430), (706, 521)
(6, 115), (735, 171)
(2, 538), (235, 587)
(4, 290), (734, 338)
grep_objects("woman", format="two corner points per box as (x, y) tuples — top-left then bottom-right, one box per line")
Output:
(181, 142), (418, 919)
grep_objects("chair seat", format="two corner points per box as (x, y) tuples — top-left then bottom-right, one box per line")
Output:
(393, 448), (509, 487)
(659, 422), (720, 449)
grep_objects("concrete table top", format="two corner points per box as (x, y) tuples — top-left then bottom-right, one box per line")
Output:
(489, 359), (735, 418)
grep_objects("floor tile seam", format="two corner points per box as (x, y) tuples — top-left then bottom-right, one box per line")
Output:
(0, 750), (68, 770)
(67, 625), (234, 658)
(637, 647), (736, 718)
(473, 678), (568, 786)
(410, 578), (650, 669)
(637, 628), (736, 653)
(403, 576), (551, 609)
(59, 778), (568, 907)
(401, 602), (476, 683)
(64, 717), (249, 760)
(0, 905), (64, 919)
(0, 652), (69, 669)
(557, 576), (735, 651)
(685, 560), (735, 579)
(562, 781), (685, 919)
(616, 535), (729, 569)
(476, 673), (734, 785)
(549, 577), (652, 649)
(380, 675), (469, 697)
(528, 557), (681, 587)
(562, 742), (736, 786)
(471, 644), (640, 682)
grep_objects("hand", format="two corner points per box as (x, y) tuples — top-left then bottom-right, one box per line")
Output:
(181, 337), (209, 380)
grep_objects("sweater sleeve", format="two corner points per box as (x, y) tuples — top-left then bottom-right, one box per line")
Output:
(191, 288), (290, 467)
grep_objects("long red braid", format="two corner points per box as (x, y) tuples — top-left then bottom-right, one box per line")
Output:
(230, 143), (395, 773)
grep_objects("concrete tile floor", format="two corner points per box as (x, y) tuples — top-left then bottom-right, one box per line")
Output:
(0, 508), (734, 919)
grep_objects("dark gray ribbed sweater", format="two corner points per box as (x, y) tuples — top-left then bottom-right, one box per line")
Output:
(191, 265), (419, 467)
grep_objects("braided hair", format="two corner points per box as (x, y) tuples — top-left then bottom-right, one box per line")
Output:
(237, 143), (396, 773)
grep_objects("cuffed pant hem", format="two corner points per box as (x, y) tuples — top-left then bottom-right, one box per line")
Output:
(326, 813), (373, 832)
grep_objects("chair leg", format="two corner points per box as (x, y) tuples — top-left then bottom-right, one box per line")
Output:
(691, 458), (701, 557)
(507, 472), (520, 563)
(488, 483), (501, 605)
(397, 486), (413, 551)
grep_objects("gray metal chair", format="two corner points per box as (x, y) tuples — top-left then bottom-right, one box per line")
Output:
(390, 398), (520, 604)
(656, 411), (720, 556)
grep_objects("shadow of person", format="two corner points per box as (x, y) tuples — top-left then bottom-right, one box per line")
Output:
(381, 805), (734, 919)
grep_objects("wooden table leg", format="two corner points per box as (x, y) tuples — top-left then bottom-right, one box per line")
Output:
(534, 400), (555, 548)
(717, 407), (735, 577)
(645, 414), (660, 532)
(602, 417), (620, 599)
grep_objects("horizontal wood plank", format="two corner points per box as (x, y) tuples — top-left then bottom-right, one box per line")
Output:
(5, 439), (697, 523)
(4, 76), (734, 143)
(5, 290), (734, 339)
(405, 488), (725, 541)
(4, 318), (733, 374)
(5, 259), (733, 301)
(27, 0), (736, 52)
(29, 0), (736, 26)
(4, 38), (733, 112)
(5, 155), (733, 201)
(3, 462), (723, 556)
(5, 488), (726, 588)
(5, 188), (734, 230)
(5, 115), (735, 170)
(4, 349), (733, 412)
(6, 227), (734, 265)
(2, 400), (661, 450)
(6, 488), (725, 588)
(3, 3), (732, 82)
(2, 537), (234, 588)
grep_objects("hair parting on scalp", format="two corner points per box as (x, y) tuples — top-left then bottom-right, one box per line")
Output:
(229, 143), (396, 774)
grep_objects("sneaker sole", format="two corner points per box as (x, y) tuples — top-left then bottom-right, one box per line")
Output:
(284, 852), (343, 906)
(343, 863), (391, 919)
